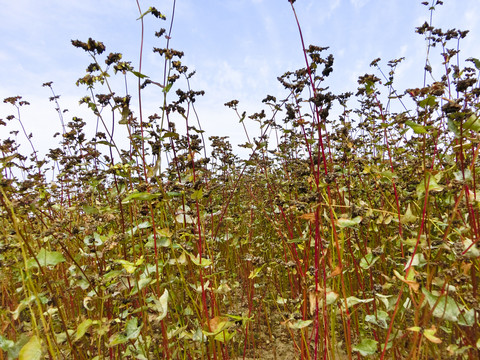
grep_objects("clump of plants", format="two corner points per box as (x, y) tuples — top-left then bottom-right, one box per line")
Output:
(1, 0), (480, 359)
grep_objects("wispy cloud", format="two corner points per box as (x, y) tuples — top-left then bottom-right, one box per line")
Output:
(2, 0), (480, 157)
(350, 0), (370, 9)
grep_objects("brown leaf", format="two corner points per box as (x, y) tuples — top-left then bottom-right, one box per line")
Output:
(204, 316), (229, 332)
(461, 261), (472, 276)
(328, 265), (342, 278)
(393, 270), (419, 292)
(299, 212), (316, 221)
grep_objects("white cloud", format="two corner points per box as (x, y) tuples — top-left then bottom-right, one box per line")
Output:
(350, 0), (370, 9)
(2, 0), (480, 161)
(215, 61), (244, 91)
(329, 0), (341, 14)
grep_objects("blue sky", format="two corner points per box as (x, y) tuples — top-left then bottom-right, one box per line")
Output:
(1, 0), (479, 159)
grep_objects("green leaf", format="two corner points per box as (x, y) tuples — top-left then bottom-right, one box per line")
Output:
(82, 204), (99, 214)
(326, 291), (339, 305)
(162, 131), (179, 139)
(189, 280), (210, 293)
(0, 335), (14, 351)
(376, 293), (395, 311)
(109, 318), (142, 347)
(463, 239), (480, 258)
(117, 260), (136, 273)
(157, 228), (172, 237)
(125, 318), (142, 339)
(287, 319), (312, 329)
(103, 270), (122, 282)
(454, 168), (472, 182)
(213, 330), (235, 343)
(119, 107), (130, 124)
(137, 7), (166, 20)
(86, 232), (104, 246)
(248, 264), (266, 279)
(463, 114), (480, 132)
(380, 170), (395, 180)
(109, 332), (127, 346)
(415, 326), (442, 343)
(166, 191), (182, 197)
(404, 253), (426, 269)
(163, 83), (173, 94)
(467, 57), (480, 70)
(130, 70), (149, 79)
(189, 254), (212, 267)
(225, 314), (254, 325)
(365, 80), (375, 95)
(241, 143), (254, 149)
(214, 282), (232, 295)
(131, 221), (152, 234)
(94, 140), (115, 147)
(408, 326), (421, 332)
(336, 216), (362, 228)
(88, 102), (98, 113)
(5, 334), (29, 359)
(193, 327), (207, 342)
(130, 277), (153, 296)
(345, 296), (374, 308)
(19, 335), (42, 360)
(157, 236), (171, 248)
(422, 288), (461, 322)
(457, 308), (475, 326)
(0, 154), (18, 166)
(410, 325), (443, 343)
(400, 204), (417, 224)
(405, 120), (427, 134)
(408, 122), (429, 134)
(418, 95), (437, 109)
(287, 237), (307, 243)
(152, 289), (169, 321)
(54, 330), (72, 344)
(365, 311), (390, 329)
(122, 191), (161, 204)
(75, 319), (93, 342)
(360, 253), (379, 270)
(116, 257), (144, 274)
(175, 212), (194, 224)
(28, 248), (66, 269)
(191, 189), (203, 200)
(169, 252), (187, 266)
(353, 338), (378, 356)
(416, 174), (444, 199)
(447, 118), (460, 137)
